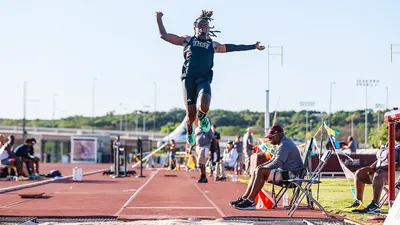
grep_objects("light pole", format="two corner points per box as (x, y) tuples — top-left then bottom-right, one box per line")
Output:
(153, 82), (157, 132)
(390, 44), (400, 63)
(265, 45), (284, 135)
(375, 103), (385, 129)
(51, 94), (57, 163)
(299, 101), (315, 140)
(351, 113), (355, 137)
(355, 79), (379, 146)
(310, 119), (314, 132)
(22, 81), (27, 140)
(119, 103), (123, 131)
(143, 105), (150, 132)
(385, 86), (389, 110)
(52, 94), (57, 129)
(328, 81), (336, 126)
(119, 103), (128, 131)
(28, 99), (40, 127)
(92, 78), (97, 133)
(22, 82), (40, 139)
(135, 111), (141, 133)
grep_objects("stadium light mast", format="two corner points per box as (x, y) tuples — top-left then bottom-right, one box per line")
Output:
(375, 103), (385, 129)
(265, 45), (283, 135)
(355, 79), (379, 147)
(299, 101), (315, 140)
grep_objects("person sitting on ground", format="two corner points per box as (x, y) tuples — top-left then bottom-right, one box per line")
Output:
(194, 118), (215, 183)
(345, 122), (400, 213)
(0, 135), (24, 178)
(13, 138), (35, 176)
(230, 125), (304, 210)
(215, 141), (238, 181)
(27, 138), (40, 175)
(342, 136), (358, 153)
(166, 140), (176, 170)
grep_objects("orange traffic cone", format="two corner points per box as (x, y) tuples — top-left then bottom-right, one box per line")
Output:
(178, 164), (181, 171)
(254, 189), (274, 209)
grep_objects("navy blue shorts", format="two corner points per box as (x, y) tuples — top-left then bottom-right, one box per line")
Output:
(181, 77), (211, 105)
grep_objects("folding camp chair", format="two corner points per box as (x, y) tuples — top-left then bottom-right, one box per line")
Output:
(378, 178), (400, 209)
(268, 138), (314, 209)
(287, 149), (333, 217)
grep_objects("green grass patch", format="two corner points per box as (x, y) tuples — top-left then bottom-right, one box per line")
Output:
(239, 177), (388, 225)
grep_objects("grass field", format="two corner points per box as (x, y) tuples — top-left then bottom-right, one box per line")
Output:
(241, 177), (389, 225)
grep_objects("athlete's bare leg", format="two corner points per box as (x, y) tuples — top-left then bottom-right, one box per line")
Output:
(197, 92), (211, 115)
(185, 105), (197, 135)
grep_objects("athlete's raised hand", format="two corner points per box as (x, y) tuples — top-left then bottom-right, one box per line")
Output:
(256, 42), (265, 51)
(155, 11), (164, 19)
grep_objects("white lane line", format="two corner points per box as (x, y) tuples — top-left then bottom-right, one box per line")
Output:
(0, 168), (108, 194)
(184, 172), (226, 218)
(0, 200), (29, 209)
(125, 206), (215, 210)
(113, 169), (159, 217)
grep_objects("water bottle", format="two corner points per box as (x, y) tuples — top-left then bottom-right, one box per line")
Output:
(231, 174), (237, 182)
(282, 193), (289, 208)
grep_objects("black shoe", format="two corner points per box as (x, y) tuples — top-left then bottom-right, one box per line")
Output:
(345, 200), (361, 208)
(229, 197), (244, 207)
(358, 201), (380, 214)
(197, 176), (208, 183)
(234, 199), (256, 210)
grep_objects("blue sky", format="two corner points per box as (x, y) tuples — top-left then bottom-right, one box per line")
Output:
(1, 0), (399, 120)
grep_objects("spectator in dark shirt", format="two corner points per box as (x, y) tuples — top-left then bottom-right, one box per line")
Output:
(209, 124), (220, 177)
(28, 138), (40, 174)
(13, 139), (35, 175)
(231, 125), (304, 210)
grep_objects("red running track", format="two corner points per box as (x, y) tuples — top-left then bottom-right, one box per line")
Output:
(0, 165), (342, 221)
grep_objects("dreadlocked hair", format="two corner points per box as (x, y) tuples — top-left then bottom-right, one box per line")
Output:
(194, 10), (221, 37)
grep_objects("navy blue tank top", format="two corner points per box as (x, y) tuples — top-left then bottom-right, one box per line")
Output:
(181, 36), (215, 80)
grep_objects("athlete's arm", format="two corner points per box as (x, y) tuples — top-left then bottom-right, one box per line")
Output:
(214, 41), (265, 53)
(155, 11), (187, 46)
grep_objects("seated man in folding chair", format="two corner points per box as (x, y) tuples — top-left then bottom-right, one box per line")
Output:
(215, 140), (238, 181)
(231, 125), (304, 210)
(346, 122), (400, 213)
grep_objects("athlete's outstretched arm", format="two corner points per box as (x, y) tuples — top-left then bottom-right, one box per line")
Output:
(155, 11), (187, 46)
(214, 41), (265, 53)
